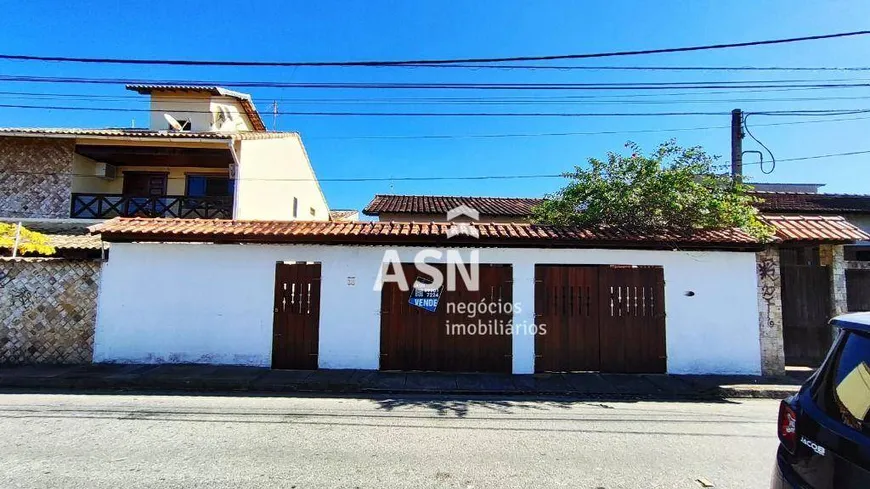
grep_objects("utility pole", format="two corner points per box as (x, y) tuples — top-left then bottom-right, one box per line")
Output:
(731, 108), (743, 181)
(272, 101), (279, 131)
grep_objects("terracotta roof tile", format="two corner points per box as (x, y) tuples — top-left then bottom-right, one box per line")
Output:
(363, 195), (543, 217)
(91, 217), (763, 249)
(364, 192), (870, 218)
(759, 214), (870, 242)
(752, 191), (870, 213)
(0, 127), (295, 140)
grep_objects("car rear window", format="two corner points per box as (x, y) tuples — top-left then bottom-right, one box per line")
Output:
(813, 330), (870, 435)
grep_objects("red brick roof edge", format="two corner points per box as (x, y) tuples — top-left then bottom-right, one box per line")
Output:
(363, 194), (544, 216)
(363, 192), (870, 216)
(91, 218), (765, 250)
(760, 214), (870, 242)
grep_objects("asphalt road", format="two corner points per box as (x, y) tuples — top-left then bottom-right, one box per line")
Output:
(0, 391), (780, 489)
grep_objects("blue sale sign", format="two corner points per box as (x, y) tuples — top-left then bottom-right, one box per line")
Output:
(409, 278), (442, 313)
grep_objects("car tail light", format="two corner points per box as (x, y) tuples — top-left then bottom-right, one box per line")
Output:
(778, 400), (798, 453)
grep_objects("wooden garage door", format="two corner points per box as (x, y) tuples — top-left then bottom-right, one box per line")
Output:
(598, 266), (666, 373)
(272, 262), (321, 370)
(380, 263), (513, 373)
(535, 265), (666, 373)
(535, 266), (601, 372)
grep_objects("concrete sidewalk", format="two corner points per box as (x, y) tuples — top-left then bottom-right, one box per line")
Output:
(0, 364), (804, 399)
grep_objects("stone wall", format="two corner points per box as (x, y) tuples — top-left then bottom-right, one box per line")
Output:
(821, 244), (848, 318)
(0, 137), (75, 219)
(756, 247), (785, 376)
(0, 258), (99, 364)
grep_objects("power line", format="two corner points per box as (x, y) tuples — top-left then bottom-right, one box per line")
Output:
(3, 102), (870, 117)
(4, 85), (865, 102)
(1, 30), (868, 67)
(0, 103), (732, 117)
(3, 91), (870, 105)
(715, 148), (870, 169)
(5, 75), (870, 91)
(11, 148), (869, 182)
(753, 149), (870, 164)
(8, 169), (565, 183)
(309, 115), (870, 140)
(0, 111), (866, 142)
(2, 90), (870, 106)
(391, 64), (870, 72)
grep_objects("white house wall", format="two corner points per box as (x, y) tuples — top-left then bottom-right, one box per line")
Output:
(148, 94), (254, 132)
(94, 243), (761, 375)
(149, 95), (213, 132)
(232, 136), (330, 221)
(71, 156), (229, 195)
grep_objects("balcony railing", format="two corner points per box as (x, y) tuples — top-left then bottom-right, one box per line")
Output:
(70, 194), (233, 219)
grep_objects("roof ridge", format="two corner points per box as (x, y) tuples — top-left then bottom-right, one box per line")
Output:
(0, 127), (298, 139)
(372, 193), (544, 200)
(90, 217), (765, 247)
(752, 190), (870, 197)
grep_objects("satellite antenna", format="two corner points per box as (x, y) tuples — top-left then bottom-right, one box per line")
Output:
(163, 113), (184, 132)
(214, 107), (236, 132)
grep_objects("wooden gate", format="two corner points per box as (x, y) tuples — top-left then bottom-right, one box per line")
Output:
(535, 266), (601, 372)
(272, 262), (321, 370)
(535, 265), (666, 373)
(380, 263), (513, 373)
(846, 269), (870, 312)
(781, 263), (831, 366)
(598, 266), (666, 373)
(847, 269), (870, 312)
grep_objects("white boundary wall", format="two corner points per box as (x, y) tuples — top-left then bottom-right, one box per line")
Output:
(94, 243), (761, 375)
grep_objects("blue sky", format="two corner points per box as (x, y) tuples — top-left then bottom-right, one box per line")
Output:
(1, 1), (869, 211)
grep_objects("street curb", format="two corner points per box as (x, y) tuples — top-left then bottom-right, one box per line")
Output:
(0, 377), (797, 400)
(715, 386), (799, 399)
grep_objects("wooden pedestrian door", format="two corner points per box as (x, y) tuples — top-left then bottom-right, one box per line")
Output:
(535, 265), (666, 374)
(123, 171), (167, 196)
(272, 262), (321, 370)
(380, 263), (513, 373)
(781, 262), (832, 366)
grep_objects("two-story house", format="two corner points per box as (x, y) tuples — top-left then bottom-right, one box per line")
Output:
(0, 84), (335, 232)
(0, 84), (357, 366)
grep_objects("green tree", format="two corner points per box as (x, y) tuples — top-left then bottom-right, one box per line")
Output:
(531, 140), (773, 241)
(0, 223), (56, 256)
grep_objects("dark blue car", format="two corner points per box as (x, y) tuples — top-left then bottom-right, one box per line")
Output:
(773, 312), (870, 488)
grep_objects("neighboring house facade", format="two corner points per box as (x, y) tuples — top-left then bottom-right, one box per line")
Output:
(0, 85), (331, 225)
(0, 84), (343, 367)
(752, 190), (870, 259)
(364, 195), (543, 223)
(363, 191), (870, 240)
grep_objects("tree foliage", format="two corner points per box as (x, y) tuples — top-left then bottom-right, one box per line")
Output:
(531, 141), (773, 241)
(0, 223), (56, 256)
